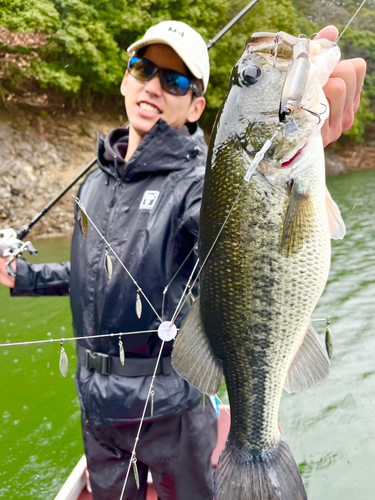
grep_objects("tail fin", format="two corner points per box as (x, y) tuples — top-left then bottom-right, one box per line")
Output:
(214, 438), (307, 500)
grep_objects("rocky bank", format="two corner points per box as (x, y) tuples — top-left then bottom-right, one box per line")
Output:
(0, 109), (374, 241)
(0, 109), (123, 239)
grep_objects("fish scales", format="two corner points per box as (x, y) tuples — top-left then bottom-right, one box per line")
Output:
(200, 143), (329, 449)
(172, 31), (345, 500)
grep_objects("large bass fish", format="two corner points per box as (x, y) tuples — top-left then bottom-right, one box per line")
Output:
(172, 32), (346, 499)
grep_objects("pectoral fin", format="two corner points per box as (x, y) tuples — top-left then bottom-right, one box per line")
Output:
(326, 188), (346, 240)
(284, 321), (330, 393)
(280, 180), (315, 257)
(172, 297), (223, 395)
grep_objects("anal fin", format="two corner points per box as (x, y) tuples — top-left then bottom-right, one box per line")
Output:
(172, 297), (223, 396)
(284, 321), (330, 393)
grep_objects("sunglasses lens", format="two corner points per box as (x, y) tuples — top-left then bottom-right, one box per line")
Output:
(128, 57), (193, 96)
(129, 57), (156, 81)
(161, 70), (190, 96)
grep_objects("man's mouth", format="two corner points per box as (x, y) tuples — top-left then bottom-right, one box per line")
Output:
(138, 101), (162, 114)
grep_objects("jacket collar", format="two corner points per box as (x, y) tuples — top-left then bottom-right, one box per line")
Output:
(97, 119), (207, 181)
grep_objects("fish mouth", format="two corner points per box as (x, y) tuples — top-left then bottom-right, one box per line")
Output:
(280, 143), (307, 168)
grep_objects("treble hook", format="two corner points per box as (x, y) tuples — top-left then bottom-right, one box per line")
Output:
(300, 102), (328, 125)
(298, 33), (311, 54)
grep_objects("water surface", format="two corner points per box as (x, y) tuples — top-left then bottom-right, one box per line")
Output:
(1, 169), (375, 498)
(0, 237), (81, 499)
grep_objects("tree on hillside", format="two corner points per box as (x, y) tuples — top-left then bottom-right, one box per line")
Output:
(0, 0), (373, 138)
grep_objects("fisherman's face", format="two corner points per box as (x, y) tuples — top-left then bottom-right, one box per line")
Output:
(121, 44), (206, 138)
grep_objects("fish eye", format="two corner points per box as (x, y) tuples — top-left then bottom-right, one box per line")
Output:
(240, 65), (261, 86)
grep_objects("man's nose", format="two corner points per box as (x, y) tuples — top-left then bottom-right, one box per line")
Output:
(144, 72), (163, 96)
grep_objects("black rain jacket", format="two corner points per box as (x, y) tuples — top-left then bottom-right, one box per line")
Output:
(12, 119), (208, 426)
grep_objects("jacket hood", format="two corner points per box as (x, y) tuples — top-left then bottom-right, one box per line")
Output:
(97, 119), (207, 181)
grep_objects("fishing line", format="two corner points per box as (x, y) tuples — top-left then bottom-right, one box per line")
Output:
(215, 394), (231, 417)
(170, 129), (280, 326)
(119, 339), (166, 500)
(0, 330), (158, 348)
(161, 244), (197, 318)
(0, 317), (331, 348)
(170, 257), (200, 324)
(337, 0), (367, 42)
(170, 183), (246, 326)
(74, 197), (163, 324)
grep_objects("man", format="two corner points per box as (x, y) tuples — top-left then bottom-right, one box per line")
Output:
(0, 20), (366, 500)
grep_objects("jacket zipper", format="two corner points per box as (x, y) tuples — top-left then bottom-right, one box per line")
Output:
(109, 178), (122, 208)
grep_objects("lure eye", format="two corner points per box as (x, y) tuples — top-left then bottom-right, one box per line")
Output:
(240, 66), (261, 86)
(279, 103), (296, 123)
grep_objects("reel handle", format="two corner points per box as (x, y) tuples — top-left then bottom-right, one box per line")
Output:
(26, 241), (38, 256)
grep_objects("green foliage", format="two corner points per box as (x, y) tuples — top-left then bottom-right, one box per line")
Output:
(364, 71), (375, 104)
(0, 0), (374, 139)
(0, 0), (60, 31)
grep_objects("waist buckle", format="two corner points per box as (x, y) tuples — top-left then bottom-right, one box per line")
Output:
(85, 349), (111, 375)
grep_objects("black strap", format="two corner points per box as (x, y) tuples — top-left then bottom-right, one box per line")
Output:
(76, 343), (173, 377)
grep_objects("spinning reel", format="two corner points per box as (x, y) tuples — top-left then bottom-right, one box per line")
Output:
(0, 228), (38, 277)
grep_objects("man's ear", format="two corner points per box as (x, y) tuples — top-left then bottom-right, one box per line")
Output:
(120, 70), (129, 97)
(186, 96), (206, 123)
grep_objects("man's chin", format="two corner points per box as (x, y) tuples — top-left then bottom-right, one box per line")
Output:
(130, 118), (161, 138)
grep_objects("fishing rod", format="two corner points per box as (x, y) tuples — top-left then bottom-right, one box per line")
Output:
(6, 0), (261, 246)
(16, 156), (98, 241)
(207, 0), (261, 49)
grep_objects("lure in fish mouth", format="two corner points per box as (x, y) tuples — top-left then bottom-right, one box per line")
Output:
(173, 30), (346, 500)
(217, 31), (341, 176)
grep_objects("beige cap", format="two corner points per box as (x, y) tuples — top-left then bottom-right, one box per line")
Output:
(127, 21), (210, 94)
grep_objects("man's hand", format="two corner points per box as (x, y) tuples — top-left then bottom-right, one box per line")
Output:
(0, 257), (16, 288)
(316, 25), (367, 147)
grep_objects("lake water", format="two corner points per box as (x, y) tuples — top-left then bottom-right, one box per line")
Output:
(0, 169), (374, 499)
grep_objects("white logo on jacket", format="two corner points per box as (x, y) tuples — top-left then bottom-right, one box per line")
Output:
(139, 191), (160, 209)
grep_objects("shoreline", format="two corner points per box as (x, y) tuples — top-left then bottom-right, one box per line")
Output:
(1, 108), (374, 240)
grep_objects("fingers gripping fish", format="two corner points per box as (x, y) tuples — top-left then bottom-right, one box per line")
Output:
(172, 32), (345, 500)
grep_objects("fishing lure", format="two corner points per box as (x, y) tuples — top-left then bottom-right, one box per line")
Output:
(59, 341), (69, 378)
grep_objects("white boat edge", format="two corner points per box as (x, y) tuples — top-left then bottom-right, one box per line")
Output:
(53, 455), (87, 500)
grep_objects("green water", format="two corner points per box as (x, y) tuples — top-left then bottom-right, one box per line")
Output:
(0, 238), (82, 499)
(1, 169), (375, 499)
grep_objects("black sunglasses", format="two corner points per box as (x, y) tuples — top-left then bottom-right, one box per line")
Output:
(128, 56), (202, 97)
